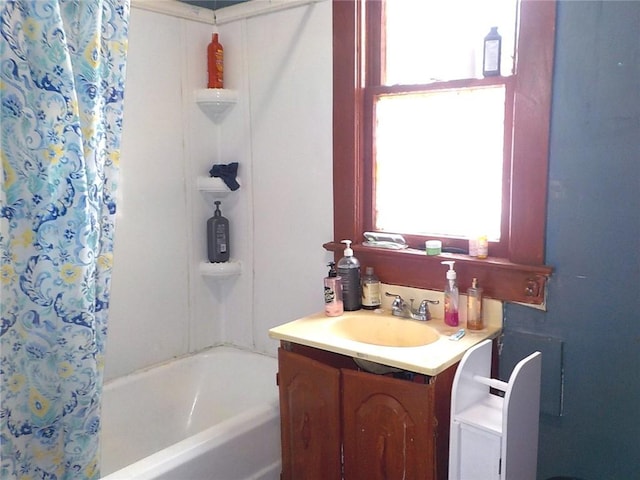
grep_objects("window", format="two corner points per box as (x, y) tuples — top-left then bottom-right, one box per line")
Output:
(329, 0), (556, 304)
(373, 86), (507, 246)
(369, 1), (518, 257)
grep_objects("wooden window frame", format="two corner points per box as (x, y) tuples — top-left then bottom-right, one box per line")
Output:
(326, 0), (555, 305)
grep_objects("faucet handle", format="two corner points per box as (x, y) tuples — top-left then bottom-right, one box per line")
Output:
(420, 299), (439, 305)
(384, 292), (405, 310)
(385, 292), (403, 301)
(417, 298), (439, 320)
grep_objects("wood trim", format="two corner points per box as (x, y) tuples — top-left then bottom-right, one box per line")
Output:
(324, 242), (552, 305)
(509, 0), (557, 264)
(333, 0), (362, 242)
(366, 76), (511, 94)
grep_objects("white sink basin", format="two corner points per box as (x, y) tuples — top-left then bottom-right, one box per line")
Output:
(330, 312), (440, 347)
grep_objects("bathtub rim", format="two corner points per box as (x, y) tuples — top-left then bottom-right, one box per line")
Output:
(103, 345), (277, 387)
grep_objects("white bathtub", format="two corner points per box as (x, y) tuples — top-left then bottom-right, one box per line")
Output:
(100, 347), (281, 480)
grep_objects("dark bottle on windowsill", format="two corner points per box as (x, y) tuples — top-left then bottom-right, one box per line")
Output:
(482, 26), (502, 77)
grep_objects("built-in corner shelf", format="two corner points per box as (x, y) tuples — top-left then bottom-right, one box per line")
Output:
(199, 261), (241, 278)
(197, 176), (240, 197)
(195, 88), (238, 122)
(197, 176), (240, 281)
(195, 88), (239, 280)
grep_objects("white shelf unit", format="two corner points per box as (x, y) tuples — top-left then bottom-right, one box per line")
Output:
(199, 260), (241, 278)
(197, 177), (240, 278)
(196, 176), (240, 197)
(449, 339), (542, 480)
(195, 87), (240, 279)
(195, 88), (237, 122)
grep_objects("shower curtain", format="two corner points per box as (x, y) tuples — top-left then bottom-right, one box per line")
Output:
(0, 1), (129, 478)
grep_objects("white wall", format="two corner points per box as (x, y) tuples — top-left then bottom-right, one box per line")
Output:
(105, 0), (333, 380)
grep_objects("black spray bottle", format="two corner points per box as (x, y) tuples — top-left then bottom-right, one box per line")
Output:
(207, 201), (230, 263)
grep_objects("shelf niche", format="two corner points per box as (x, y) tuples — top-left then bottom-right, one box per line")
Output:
(195, 88), (238, 122)
(195, 87), (239, 278)
(199, 260), (241, 278)
(197, 178), (240, 278)
(197, 176), (240, 197)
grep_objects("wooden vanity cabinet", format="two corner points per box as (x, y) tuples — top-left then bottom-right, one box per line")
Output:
(277, 343), (457, 480)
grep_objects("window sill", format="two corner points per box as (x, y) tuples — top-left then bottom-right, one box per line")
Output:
(323, 242), (553, 305)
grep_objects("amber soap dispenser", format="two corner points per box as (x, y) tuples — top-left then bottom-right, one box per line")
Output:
(466, 278), (484, 330)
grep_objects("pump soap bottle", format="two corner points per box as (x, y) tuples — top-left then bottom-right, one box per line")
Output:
(442, 261), (459, 327)
(207, 201), (230, 263)
(467, 277), (484, 330)
(337, 240), (361, 311)
(324, 262), (344, 317)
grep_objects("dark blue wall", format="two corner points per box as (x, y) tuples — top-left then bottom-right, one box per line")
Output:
(503, 1), (640, 479)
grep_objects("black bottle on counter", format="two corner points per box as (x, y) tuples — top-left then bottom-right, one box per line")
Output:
(337, 240), (361, 311)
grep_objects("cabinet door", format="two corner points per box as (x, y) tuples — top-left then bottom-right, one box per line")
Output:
(457, 423), (501, 480)
(342, 369), (436, 480)
(278, 348), (342, 480)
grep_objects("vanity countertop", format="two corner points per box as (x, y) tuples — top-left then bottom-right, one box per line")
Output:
(269, 309), (501, 376)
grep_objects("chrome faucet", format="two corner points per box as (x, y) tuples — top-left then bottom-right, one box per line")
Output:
(385, 292), (439, 321)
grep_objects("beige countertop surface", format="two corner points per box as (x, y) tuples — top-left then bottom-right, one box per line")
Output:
(269, 309), (501, 376)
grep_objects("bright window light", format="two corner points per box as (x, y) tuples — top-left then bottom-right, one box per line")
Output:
(385, 0), (518, 84)
(374, 86), (505, 240)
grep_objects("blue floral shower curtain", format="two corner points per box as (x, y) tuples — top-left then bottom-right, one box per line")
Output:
(0, 0), (129, 478)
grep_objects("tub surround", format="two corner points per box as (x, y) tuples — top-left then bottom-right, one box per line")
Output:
(108, 0), (332, 381)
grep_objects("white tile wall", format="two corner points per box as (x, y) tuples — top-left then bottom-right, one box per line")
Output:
(107, 10), (191, 379)
(105, 1), (333, 380)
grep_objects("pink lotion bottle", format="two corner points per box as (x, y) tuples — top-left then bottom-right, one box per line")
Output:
(324, 262), (344, 317)
(442, 261), (459, 327)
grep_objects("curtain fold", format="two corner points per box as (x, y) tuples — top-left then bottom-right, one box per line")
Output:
(1, 1), (129, 478)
